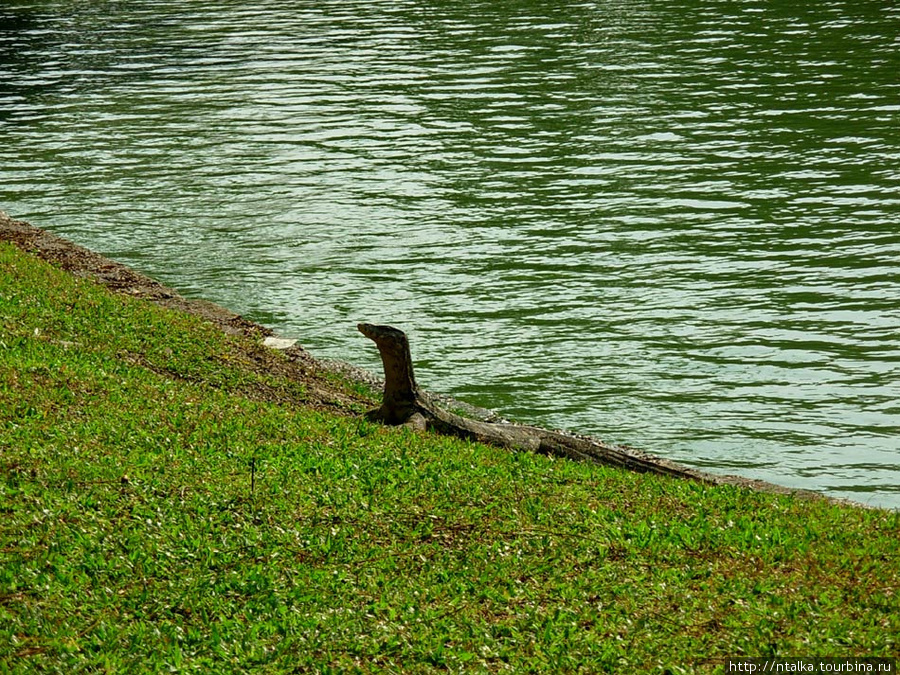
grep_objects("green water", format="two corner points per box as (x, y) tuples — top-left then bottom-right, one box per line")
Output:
(2, 0), (899, 507)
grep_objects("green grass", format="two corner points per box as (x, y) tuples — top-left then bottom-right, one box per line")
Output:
(1, 241), (898, 673)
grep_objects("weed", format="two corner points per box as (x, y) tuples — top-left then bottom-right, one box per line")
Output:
(1, 242), (898, 672)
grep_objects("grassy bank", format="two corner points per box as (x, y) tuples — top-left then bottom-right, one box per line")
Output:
(1, 240), (898, 673)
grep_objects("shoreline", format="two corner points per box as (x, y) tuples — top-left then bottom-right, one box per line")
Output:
(0, 210), (871, 509)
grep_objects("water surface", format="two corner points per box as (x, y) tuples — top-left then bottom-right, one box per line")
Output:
(2, 0), (899, 507)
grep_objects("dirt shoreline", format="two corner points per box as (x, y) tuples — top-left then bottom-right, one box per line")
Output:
(0, 210), (863, 507)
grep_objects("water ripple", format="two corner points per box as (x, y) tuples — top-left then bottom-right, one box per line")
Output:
(2, 0), (899, 506)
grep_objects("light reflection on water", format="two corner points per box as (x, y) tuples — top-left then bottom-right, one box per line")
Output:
(2, 0), (899, 507)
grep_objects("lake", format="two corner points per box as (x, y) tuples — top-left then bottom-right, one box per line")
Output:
(2, 0), (899, 508)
